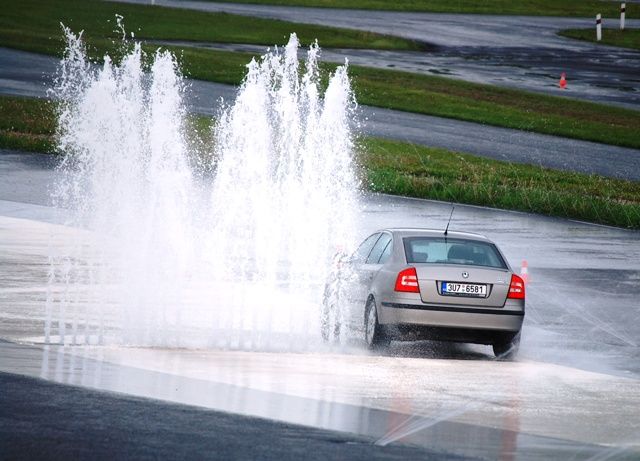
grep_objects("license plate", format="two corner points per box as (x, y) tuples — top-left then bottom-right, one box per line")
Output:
(441, 282), (487, 297)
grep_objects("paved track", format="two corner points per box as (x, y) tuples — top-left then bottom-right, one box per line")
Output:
(2, 47), (640, 180)
(115, 0), (640, 108)
(0, 152), (639, 459)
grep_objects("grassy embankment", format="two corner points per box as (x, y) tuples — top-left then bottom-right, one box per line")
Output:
(3, 0), (640, 149)
(0, 95), (215, 156)
(200, 0), (638, 17)
(2, 95), (639, 229)
(361, 138), (640, 229)
(0, 97), (55, 153)
(559, 28), (640, 51)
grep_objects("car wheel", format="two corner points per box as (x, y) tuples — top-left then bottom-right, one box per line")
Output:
(321, 284), (341, 343)
(493, 331), (521, 360)
(364, 297), (388, 350)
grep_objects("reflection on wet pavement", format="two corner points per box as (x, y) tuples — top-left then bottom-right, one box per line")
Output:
(1, 340), (638, 460)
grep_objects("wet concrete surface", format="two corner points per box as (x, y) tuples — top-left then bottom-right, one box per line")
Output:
(3, 48), (640, 181)
(115, 0), (640, 108)
(0, 151), (639, 458)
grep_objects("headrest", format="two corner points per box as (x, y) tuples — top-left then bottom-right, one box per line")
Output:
(412, 251), (429, 263)
(447, 244), (473, 261)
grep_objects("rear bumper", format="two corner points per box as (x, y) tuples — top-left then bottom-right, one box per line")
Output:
(379, 300), (524, 332)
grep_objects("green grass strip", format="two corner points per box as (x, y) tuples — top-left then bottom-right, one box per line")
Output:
(199, 0), (638, 18)
(559, 28), (640, 51)
(176, 48), (640, 150)
(0, 95), (215, 155)
(346, 65), (640, 150)
(0, 96), (56, 153)
(360, 137), (640, 229)
(3, 95), (638, 229)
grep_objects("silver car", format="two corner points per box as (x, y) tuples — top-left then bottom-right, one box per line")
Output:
(322, 228), (525, 358)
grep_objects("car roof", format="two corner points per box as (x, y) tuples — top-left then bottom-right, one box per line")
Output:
(379, 228), (492, 243)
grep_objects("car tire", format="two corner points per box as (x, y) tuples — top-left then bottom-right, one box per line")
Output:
(364, 297), (388, 350)
(493, 331), (521, 360)
(321, 284), (341, 343)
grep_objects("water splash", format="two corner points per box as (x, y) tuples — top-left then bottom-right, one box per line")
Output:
(46, 29), (360, 349)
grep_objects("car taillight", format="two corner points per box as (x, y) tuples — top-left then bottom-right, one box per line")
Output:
(395, 267), (420, 293)
(507, 274), (525, 299)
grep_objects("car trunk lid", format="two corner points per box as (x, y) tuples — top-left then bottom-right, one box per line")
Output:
(414, 265), (510, 307)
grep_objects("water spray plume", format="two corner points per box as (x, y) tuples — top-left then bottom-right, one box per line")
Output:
(46, 29), (360, 350)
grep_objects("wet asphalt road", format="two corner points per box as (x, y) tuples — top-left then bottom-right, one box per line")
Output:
(0, 149), (57, 206)
(1, 151), (639, 380)
(114, 0), (640, 109)
(3, 47), (640, 181)
(0, 151), (639, 458)
(1, 370), (459, 461)
(0, 197), (639, 459)
(3, 149), (640, 378)
(2, 339), (638, 461)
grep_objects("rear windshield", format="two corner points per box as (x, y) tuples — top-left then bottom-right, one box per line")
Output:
(403, 237), (507, 269)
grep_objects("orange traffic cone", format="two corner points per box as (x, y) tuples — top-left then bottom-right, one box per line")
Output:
(559, 72), (567, 89)
(520, 260), (529, 285)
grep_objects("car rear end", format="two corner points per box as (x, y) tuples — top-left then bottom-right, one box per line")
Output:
(376, 231), (524, 346)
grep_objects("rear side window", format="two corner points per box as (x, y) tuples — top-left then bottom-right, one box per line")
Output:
(352, 233), (381, 263)
(378, 239), (393, 264)
(403, 237), (507, 269)
(366, 233), (392, 264)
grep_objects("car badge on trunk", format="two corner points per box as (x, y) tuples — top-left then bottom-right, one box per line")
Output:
(462, 271), (469, 279)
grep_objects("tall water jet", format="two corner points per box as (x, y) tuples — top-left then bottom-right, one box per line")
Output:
(47, 29), (360, 349)
(206, 35), (359, 348)
(50, 26), (196, 347)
